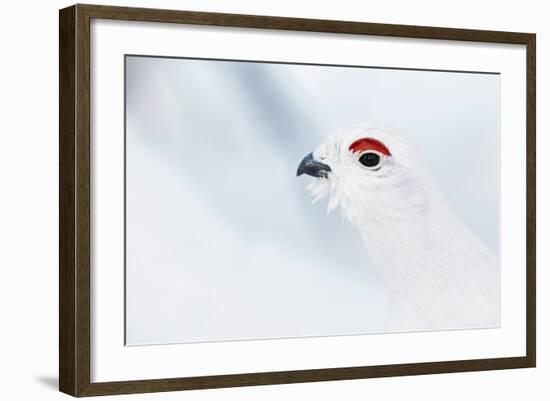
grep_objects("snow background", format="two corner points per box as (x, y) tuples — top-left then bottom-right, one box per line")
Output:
(125, 56), (500, 345)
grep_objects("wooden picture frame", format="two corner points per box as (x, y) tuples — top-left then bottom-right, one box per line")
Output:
(59, 3), (536, 397)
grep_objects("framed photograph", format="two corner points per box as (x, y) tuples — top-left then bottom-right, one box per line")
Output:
(59, 4), (536, 397)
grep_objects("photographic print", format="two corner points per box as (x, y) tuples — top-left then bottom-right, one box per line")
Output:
(125, 55), (500, 346)
(60, 5), (535, 395)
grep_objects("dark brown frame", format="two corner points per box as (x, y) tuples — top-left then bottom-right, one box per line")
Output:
(59, 3), (536, 397)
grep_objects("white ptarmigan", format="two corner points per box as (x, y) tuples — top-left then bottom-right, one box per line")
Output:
(297, 125), (499, 332)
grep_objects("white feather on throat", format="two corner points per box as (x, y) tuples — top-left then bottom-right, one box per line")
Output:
(303, 125), (499, 332)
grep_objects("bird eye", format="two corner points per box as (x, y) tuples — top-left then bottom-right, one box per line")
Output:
(358, 152), (382, 169)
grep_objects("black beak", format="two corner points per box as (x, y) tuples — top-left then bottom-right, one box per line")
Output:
(296, 153), (332, 178)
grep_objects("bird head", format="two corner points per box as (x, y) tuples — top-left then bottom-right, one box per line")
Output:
(297, 125), (436, 225)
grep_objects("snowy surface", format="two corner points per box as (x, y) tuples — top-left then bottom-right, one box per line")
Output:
(125, 56), (499, 345)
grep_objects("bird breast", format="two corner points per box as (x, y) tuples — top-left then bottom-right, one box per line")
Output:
(356, 199), (500, 332)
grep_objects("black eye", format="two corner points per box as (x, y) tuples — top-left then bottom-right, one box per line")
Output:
(359, 152), (381, 168)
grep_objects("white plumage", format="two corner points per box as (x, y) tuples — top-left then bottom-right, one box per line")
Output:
(298, 125), (499, 332)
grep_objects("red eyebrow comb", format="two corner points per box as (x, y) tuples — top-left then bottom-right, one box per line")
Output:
(349, 137), (391, 156)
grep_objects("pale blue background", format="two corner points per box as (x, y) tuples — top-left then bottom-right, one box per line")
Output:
(125, 56), (499, 345)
